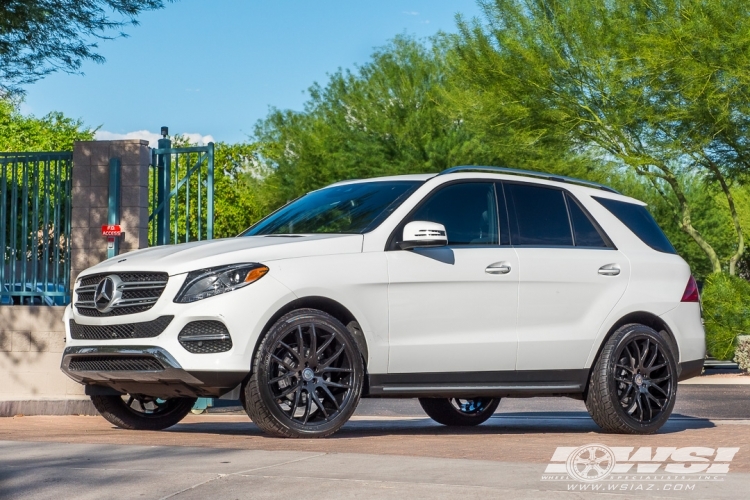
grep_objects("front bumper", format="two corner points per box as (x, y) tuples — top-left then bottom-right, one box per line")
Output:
(63, 271), (296, 374)
(60, 345), (246, 398)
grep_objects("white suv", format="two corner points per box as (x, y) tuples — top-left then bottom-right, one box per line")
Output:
(61, 166), (705, 437)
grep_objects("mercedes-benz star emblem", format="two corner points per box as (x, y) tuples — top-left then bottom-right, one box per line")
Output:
(94, 275), (123, 313)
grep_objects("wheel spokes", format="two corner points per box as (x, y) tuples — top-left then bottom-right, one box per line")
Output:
(646, 343), (659, 369)
(302, 392), (313, 424)
(269, 371), (295, 385)
(316, 332), (336, 358)
(615, 335), (674, 424)
(276, 383), (300, 399)
(268, 321), (354, 426)
(319, 344), (346, 369)
(289, 387), (301, 417)
(650, 382), (669, 398)
(320, 384), (341, 411)
(321, 366), (352, 373)
(271, 354), (296, 372)
(310, 390), (329, 418)
(309, 324), (318, 360)
(323, 380), (351, 389)
(296, 326), (305, 356)
(639, 339), (650, 366)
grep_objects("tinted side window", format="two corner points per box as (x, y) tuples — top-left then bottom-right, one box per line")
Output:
(505, 183), (573, 246)
(566, 194), (609, 248)
(594, 197), (676, 254)
(409, 183), (498, 245)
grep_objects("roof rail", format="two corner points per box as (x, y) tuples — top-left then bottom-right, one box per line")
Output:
(438, 165), (620, 194)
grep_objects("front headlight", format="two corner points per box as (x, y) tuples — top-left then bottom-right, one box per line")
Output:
(174, 263), (269, 303)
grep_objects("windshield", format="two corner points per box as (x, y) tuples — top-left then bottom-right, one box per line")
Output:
(243, 180), (421, 235)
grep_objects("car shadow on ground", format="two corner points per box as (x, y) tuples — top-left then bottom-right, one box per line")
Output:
(165, 411), (715, 439)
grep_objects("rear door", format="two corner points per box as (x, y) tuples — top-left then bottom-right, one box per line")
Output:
(501, 182), (631, 371)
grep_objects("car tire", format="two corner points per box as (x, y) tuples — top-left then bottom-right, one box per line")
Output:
(90, 394), (196, 430)
(244, 308), (364, 438)
(586, 323), (678, 434)
(419, 397), (501, 426)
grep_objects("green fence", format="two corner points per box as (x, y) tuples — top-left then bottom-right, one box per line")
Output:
(149, 137), (214, 246)
(0, 152), (73, 305)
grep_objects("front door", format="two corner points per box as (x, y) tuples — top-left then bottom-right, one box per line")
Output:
(387, 181), (519, 374)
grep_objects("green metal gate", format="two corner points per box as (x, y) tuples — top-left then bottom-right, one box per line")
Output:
(149, 129), (215, 246)
(0, 152), (73, 305)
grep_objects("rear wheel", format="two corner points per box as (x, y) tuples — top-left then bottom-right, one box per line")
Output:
(586, 324), (677, 434)
(90, 394), (196, 430)
(244, 308), (364, 438)
(419, 397), (500, 426)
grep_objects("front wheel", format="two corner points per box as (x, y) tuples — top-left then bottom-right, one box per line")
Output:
(244, 308), (364, 438)
(90, 394), (196, 430)
(586, 324), (677, 434)
(419, 397), (500, 426)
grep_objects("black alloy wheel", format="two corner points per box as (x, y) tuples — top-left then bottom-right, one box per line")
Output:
(419, 397), (501, 426)
(586, 324), (677, 434)
(614, 336), (673, 423)
(244, 309), (364, 438)
(90, 394), (196, 430)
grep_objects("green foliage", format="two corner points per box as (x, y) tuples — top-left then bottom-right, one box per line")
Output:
(211, 142), (269, 238)
(0, 1), (169, 96)
(255, 35), (493, 207)
(155, 135), (269, 241)
(0, 98), (94, 151)
(702, 273), (750, 360)
(446, 0), (748, 275)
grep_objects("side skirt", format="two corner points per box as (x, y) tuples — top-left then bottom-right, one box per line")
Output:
(366, 369), (589, 398)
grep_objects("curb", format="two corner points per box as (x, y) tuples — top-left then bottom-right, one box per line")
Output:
(0, 400), (98, 417)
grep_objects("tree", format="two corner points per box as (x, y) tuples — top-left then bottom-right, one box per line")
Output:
(254, 36), (497, 206)
(210, 142), (270, 238)
(0, 98), (94, 150)
(0, 0), (169, 97)
(448, 0), (748, 275)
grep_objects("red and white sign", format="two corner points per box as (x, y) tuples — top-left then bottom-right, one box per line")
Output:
(101, 225), (123, 236)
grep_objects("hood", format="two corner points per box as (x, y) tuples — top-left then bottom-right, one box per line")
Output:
(82, 234), (364, 277)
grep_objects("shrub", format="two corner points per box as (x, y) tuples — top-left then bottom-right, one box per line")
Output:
(702, 274), (750, 361)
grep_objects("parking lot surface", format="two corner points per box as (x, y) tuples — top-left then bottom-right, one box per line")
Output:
(1, 384), (749, 499)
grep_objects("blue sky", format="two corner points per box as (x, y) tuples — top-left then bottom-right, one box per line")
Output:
(22, 0), (483, 145)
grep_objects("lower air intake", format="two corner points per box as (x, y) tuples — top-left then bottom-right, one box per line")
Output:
(178, 321), (233, 354)
(68, 356), (164, 372)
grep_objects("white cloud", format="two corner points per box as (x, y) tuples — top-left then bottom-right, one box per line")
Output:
(95, 130), (215, 148)
(403, 11), (419, 15)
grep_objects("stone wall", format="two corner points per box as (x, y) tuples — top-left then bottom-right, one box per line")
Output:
(70, 140), (150, 286)
(0, 306), (92, 415)
(0, 140), (152, 415)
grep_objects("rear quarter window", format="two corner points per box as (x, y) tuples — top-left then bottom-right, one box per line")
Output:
(593, 197), (676, 254)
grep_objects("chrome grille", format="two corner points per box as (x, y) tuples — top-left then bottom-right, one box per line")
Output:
(75, 272), (168, 317)
(68, 356), (164, 372)
(69, 316), (174, 340)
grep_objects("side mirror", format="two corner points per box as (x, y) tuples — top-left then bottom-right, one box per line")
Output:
(399, 221), (448, 250)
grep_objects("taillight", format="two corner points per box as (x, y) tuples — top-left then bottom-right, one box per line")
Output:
(681, 275), (700, 302)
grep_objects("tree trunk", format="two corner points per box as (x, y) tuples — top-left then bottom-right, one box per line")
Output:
(705, 160), (745, 276)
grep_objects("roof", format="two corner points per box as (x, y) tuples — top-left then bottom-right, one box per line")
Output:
(326, 166), (619, 194)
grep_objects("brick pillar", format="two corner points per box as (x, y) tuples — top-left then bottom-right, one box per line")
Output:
(70, 140), (150, 285)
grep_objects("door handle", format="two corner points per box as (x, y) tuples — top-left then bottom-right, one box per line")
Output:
(486, 262), (512, 275)
(598, 264), (621, 276)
